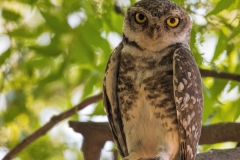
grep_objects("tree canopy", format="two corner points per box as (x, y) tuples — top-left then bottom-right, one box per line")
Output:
(0, 0), (240, 159)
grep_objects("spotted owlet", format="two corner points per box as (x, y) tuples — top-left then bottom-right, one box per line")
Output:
(103, 0), (203, 159)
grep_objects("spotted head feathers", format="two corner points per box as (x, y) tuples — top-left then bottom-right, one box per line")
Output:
(123, 0), (192, 52)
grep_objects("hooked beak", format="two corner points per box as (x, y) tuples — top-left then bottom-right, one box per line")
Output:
(150, 27), (160, 41)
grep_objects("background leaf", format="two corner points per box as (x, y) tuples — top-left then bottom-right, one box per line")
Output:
(207, 0), (235, 16)
(2, 9), (21, 21)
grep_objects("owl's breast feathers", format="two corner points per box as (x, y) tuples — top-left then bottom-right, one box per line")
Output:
(103, 40), (202, 160)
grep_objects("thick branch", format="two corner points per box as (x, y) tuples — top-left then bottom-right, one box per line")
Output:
(69, 122), (240, 145)
(69, 122), (240, 159)
(3, 93), (102, 160)
(196, 147), (240, 160)
(199, 69), (240, 82)
(69, 121), (113, 160)
(200, 123), (240, 144)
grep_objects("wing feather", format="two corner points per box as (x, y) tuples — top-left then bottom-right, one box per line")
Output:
(173, 46), (203, 160)
(103, 42), (128, 157)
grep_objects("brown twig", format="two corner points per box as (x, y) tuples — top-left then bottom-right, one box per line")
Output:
(200, 69), (240, 82)
(3, 93), (102, 160)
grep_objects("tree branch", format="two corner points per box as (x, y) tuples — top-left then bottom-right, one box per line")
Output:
(69, 121), (113, 160)
(200, 123), (240, 144)
(69, 122), (240, 145)
(196, 147), (240, 160)
(3, 93), (102, 160)
(199, 69), (240, 82)
(69, 122), (240, 160)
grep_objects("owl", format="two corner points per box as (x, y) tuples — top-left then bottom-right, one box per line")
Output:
(103, 0), (203, 160)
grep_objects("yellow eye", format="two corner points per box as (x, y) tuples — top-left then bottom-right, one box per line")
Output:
(166, 17), (180, 28)
(135, 12), (147, 23)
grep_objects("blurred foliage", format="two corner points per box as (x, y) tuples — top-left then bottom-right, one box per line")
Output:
(0, 0), (240, 159)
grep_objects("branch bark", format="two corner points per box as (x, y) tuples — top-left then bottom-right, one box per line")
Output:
(69, 122), (240, 160)
(69, 121), (113, 160)
(200, 123), (240, 144)
(199, 69), (240, 82)
(2, 93), (102, 160)
(196, 147), (240, 160)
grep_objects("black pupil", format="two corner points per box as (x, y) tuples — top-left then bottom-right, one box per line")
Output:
(170, 18), (176, 23)
(138, 14), (145, 20)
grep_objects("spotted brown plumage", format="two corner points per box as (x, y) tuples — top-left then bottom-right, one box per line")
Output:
(103, 0), (203, 159)
(173, 47), (203, 160)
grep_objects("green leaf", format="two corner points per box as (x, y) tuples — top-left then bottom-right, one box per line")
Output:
(212, 30), (227, 62)
(3, 90), (28, 123)
(40, 12), (69, 33)
(69, 39), (94, 65)
(172, 0), (184, 7)
(190, 28), (197, 50)
(29, 35), (63, 57)
(229, 23), (240, 40)
(211, 79), (228, 99)
(33, 73), (63, 98)
(2, 9), (21, 21)
(207, 0), (235, 16)
(190, 28), (203, 65)
(0, 49), (11, 66)
(102, 0), (124, 34)
(8, 27), (42, 38)
(19, 135), (65, 160)
(202, 83), (215, 123)
(78, 68), (91, 83)
(82, 74), (100, 98)
(231, 99), (240, 121)
(90, 101), (105, 116)
(62, 0), (81, 12)
(22, 0), (38, 5)
(30, 46), (62, 56)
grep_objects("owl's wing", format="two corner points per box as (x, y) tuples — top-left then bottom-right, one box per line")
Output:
(103, 42), (128, 157)
(173, 46), (203, 160)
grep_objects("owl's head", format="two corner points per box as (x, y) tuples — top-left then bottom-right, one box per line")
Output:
(123, 0), (191, 52)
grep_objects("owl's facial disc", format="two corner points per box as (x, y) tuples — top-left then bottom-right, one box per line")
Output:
(123, 0), (191, 51)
